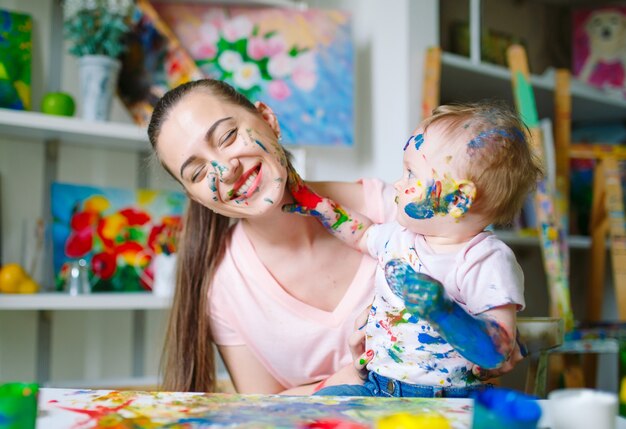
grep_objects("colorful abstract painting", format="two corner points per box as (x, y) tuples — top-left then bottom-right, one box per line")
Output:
(51, 183), (186, 293)
(0, 9), (32, 110)
(572, 7), (626, 94)
(118, 0), (204, 128)
(39, 389), (473, 428)
(152, 3), (354, 146)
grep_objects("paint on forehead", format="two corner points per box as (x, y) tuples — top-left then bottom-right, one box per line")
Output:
(413, 134), (424, 150)
(403, 133), (424, 151)
(466, 127), (525, 156)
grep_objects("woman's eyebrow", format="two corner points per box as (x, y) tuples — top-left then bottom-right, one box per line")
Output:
(178, 116), (234, 179)
(179, 155), (199, 179)
(205, 116), (233, 143)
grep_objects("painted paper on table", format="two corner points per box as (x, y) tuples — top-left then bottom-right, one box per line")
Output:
(51, 183), (186, 293)
(572, 7), (626, 94)
(117, 0), (204, 127)
(152, 2), (354, 146)
(0, 9), (32, 110)
(41, 389), (473, 428)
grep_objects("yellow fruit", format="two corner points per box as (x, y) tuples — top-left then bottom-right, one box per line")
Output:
(17, 278), (39, 294)
(0, 263), (28, 293)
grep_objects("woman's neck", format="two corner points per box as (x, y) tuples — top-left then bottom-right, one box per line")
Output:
(241, 195), (324, 249)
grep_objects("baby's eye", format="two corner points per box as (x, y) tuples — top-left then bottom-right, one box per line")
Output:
(219, 128), (238, 147)
(407, 169), (415, 179)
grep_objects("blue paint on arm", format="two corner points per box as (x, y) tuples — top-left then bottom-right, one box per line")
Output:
(384, 259), (509, 369)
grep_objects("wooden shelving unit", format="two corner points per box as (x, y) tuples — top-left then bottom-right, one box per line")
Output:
(440, 52), (626, 122)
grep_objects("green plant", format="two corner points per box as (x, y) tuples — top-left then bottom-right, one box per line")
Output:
(62, 0), (134, 57)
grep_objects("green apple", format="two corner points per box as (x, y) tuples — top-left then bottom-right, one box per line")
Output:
(41, 92), (76, 117)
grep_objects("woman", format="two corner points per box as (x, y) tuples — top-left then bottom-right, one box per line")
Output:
(147, 79), (522, 394)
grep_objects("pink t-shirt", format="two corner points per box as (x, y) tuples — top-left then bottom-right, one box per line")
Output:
(209, 178), (397, 389)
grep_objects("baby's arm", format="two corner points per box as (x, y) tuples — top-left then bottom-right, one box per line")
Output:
(384, 259), (514, 369)
(284, 166), (373, 253)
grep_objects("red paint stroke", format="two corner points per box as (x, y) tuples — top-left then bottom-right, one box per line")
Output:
(292, 184), (323, 210)
(301, 418), (368, 429)
(377, 320), (397, 342)
(54, 399), (133, 425)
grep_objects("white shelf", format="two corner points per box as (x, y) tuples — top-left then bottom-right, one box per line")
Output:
(441, 52), (626, 123)
(0, 293), (171, 310)
(0, 108), (149, 152)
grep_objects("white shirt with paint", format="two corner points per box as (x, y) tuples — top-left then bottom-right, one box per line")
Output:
(365, 222), (525, 387)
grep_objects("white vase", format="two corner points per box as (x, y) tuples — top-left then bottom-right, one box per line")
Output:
(78, 55), (121, 121)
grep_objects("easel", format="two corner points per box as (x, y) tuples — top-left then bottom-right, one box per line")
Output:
(507, 45), (574, 331)
(508, 44), (625, 393)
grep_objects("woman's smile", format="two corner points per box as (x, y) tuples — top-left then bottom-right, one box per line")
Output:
(228, 163), (262, 201)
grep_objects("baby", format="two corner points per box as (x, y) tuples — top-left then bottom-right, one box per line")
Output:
(286, 101), (542, 398)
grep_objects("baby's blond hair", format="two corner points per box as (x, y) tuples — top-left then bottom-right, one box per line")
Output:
(422, 101), (543, 225)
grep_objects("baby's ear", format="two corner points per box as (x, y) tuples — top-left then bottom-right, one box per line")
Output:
(448, 180), (476, 219)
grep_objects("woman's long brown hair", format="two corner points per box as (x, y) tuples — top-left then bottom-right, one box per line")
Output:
(147, 79), (258, 392)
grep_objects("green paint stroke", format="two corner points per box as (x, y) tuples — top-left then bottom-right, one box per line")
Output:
(330, 206), (350, 230)
(514, 71), (539, 128)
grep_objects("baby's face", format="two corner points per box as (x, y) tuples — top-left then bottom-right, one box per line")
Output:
(393, 124), (475, 234)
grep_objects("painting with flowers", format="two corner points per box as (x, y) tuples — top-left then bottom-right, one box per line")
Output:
(51, 183), (186, 293)
(152, 3), (354, 146)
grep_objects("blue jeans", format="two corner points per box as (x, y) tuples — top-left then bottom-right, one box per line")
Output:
(314, 371), (491, 398)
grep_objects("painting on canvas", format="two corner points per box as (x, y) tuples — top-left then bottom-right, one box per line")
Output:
(51, 183), (186, 293)
(118, 0), (204, 127)
(573, 7), (626, 94)
(152, 2), (354, 146)
(0, 10), (32, 110)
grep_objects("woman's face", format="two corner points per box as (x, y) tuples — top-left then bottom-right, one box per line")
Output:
(157, 91), (289, 218)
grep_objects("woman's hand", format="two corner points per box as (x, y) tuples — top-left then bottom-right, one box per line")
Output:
(348, 305), (373, 380)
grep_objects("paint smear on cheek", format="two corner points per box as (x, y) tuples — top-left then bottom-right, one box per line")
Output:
(403, 174), (470, 220)
(210, 160), (228, 179)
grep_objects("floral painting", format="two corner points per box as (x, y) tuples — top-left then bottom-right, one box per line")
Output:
(152, 3), (354, 146)
(0, 9), (32, 110)
(51, 183), (186, 293)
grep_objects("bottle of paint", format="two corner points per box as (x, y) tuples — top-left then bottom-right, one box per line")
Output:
(0, 382), (38, 429)
(472, 388), (541, 429)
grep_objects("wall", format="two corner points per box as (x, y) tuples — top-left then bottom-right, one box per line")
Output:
(0, 0), (438, 386)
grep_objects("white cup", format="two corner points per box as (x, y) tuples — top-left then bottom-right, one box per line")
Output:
(152, 253), (177, 297)
(548, 388), (618, 429)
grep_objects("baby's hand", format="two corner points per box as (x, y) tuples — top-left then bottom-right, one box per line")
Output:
(384, 259), (447, 318)
(282, 163), (324, 216)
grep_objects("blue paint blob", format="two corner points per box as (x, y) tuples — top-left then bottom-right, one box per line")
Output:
(417, 333), (447, 345)
(405, 202), (435, 219)
(413, 133), (424, 150)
